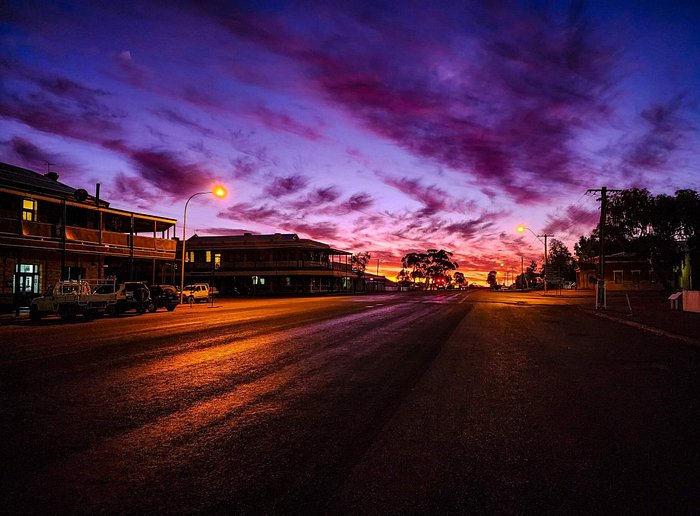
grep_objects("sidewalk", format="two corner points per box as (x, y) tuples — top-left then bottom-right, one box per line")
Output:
(0, 308), (29, 325)
(579, 291), (700, 345)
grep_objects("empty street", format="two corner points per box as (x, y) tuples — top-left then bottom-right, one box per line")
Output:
(2, 290), (699, 513)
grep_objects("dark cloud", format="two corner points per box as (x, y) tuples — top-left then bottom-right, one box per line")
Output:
(252, 105), (323, 141)
(127, 149), (220, 197)
(3, 136), (50, 167)
(380, 175), (474, 215)
(622, 95), (696, 171)
(151, 108), (216, 138)
(331, 192), (374, 214)
(196, 1), (617, 204)
(264, 174), (309, 197)
(542, 204), (599, 235)
(218, 202), (287, 225)
(0, 89), (122, 145)
(445, 215), (496, 240)
(286, 221), (339, 241)
(230, 156), (260, 179)
(290, 186), (341, 209)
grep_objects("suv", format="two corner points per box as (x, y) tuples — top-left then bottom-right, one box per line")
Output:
(148, 284), (179, 312)
(182, 283), (211, 304)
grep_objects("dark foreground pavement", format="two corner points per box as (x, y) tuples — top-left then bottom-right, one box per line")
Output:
(1, 291), (699, 513)
(332, 293), (700, 513)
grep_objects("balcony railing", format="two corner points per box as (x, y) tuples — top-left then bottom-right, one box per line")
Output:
(16, 220), (176, 252)
(0, 217), (19, 234)
(189, 260), (351, 272)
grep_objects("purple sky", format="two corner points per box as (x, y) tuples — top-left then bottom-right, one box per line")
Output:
(2, 0), (699, 283)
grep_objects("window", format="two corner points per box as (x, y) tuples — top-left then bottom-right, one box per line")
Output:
(206, 251), (212, 263)
(613, 270), (623, 284)
(185, 251), (195, 262)
(214, 253), (221, 266)
(22, 199), (36, 221)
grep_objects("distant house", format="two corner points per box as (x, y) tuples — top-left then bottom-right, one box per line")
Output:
(575, 252), (661, 290)
(180, 233), (354, 294)
(0, 162), (177, 311)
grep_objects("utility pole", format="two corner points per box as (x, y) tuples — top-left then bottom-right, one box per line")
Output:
(587, 187), (622, 309)
(539, 233), (554, 295)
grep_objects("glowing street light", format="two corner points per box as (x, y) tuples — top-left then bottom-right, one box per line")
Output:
(516, 225), (553, 295)
(180, 186), (227, 304)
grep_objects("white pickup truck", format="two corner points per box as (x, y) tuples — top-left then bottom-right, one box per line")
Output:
(30, 280), (119, 321)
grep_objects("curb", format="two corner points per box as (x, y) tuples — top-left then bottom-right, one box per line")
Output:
(585, 309), (699, 347)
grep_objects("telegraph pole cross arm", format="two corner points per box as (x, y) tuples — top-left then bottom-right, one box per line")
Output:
(587, 187), (623, 309)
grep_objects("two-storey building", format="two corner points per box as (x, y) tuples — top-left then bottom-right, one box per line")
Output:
(181, 233), (353, 294)
(0, 162), (177, 311)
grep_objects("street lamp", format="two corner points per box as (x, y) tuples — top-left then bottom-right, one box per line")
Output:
(516, 225), (553, 295)
(180, 187), (227, 304)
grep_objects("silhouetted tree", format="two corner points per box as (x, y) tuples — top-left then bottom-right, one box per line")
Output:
(487, 270), (498, 289)
(525, 259), (538, 286)
(401, 252), (428, 286)
(577, 187), (700, 288)
(548, 239), (576, 281)
(401, 249), (458, 289)
(397, 269), (412, 286)
(453, 271), (466, 288)
(351, 251), (371, 292)
(424, 249), (459, 289)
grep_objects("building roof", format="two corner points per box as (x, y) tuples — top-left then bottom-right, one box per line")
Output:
(1, 161), (177, 231)
(186, 233), (352, 255)
(0, 161), (108, 206)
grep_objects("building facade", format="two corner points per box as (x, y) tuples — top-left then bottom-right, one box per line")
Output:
(0, 162), (177, 311)
(181, 233), (354, 294)
(576, 252), (661, 290)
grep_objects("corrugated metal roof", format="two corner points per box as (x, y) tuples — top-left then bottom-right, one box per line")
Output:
(0, 161), (107, 206)
(186, 233), (351, 254)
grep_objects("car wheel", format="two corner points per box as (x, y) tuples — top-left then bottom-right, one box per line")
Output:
(30, 305), (41, 322)
(148, 301), (157, 313)
(108, 304), (119, 317)
(166, 304), (177, 311)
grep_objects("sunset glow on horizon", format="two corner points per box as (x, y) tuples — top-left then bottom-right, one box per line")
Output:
(2, 1), (699, 284)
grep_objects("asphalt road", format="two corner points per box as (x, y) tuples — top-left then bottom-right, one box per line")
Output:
(1, 290), (699, 513)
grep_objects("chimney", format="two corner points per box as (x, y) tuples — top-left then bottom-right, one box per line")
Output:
(44, 171), (59, 181)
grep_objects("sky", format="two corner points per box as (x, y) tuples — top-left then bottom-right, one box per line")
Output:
(2, 0), (699, 284)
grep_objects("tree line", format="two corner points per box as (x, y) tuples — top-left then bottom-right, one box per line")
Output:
(398, 249), (462, 289)
(575, 188), (699, 288)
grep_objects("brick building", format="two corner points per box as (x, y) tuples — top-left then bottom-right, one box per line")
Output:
(0, 162), (177, 311)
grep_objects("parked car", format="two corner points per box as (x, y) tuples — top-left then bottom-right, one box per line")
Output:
(182, 283), (211, 303)
(93, 281), (152, 314)
(148, 284), (179, 312)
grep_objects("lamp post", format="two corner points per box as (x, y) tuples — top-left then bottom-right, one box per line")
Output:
(180, 186), (227, 304)
(516, 225), (553, 295)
